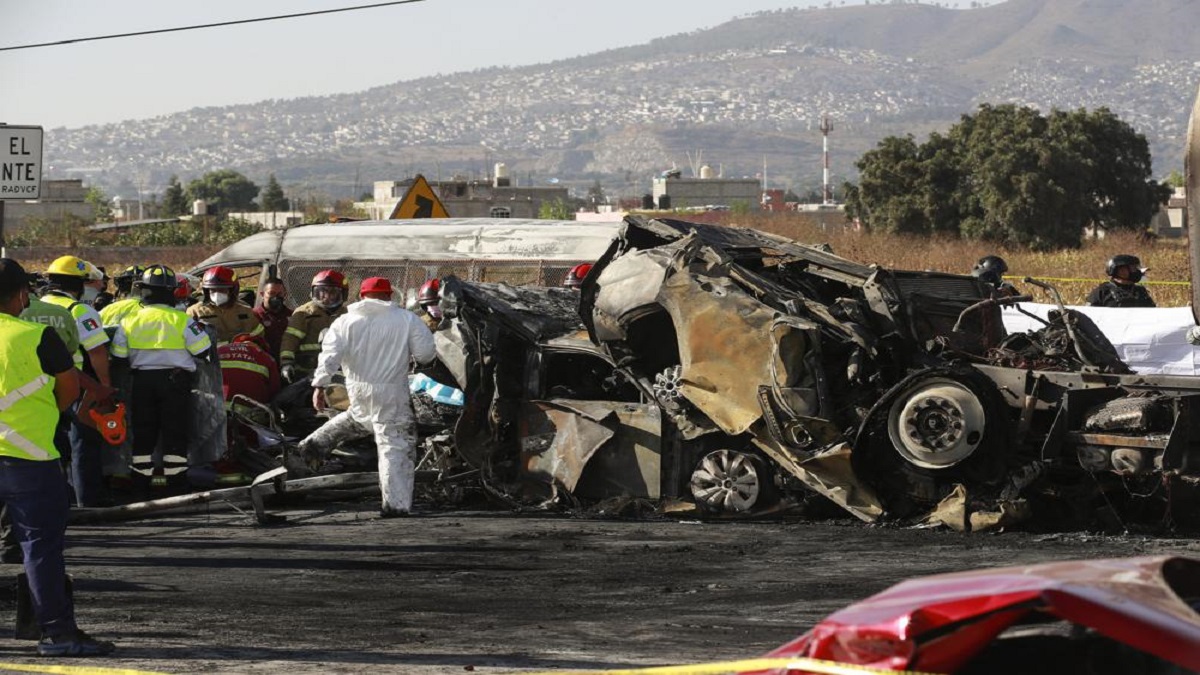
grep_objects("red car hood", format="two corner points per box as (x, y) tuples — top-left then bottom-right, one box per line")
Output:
(764, 555), (1200, 673)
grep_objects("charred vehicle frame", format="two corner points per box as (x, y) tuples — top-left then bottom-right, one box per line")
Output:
(435, 215), (1200, 529)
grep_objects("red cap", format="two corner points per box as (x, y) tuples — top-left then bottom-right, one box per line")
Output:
(360, 277), (393, 295)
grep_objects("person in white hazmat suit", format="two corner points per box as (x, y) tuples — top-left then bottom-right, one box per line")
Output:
(299, 277), (437, 517)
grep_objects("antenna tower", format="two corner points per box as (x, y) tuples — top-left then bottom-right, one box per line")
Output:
(819, 115), (834, 204)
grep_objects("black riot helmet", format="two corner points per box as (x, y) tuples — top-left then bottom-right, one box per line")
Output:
(138, 265), (179, 290)
(971, 255), (1009, 279)
(137, 264), (179, 305)
(1106, 254), (1145, 283)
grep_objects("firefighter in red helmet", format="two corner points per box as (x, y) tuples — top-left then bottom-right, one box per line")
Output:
(564, 263), (593, 289)
(186, 265), (262, 346)
(416, 278), (442, 332)
(280, 269), (349, 383)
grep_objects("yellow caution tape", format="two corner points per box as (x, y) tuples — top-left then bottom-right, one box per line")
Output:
(1008, 276), (1190, 287)
(520, 656), (938, 675)
(0, 664), (168, 675)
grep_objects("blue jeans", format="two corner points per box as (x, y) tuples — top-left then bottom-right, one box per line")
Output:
(0, 457), (75, 638)
(68, 408), (105, 507)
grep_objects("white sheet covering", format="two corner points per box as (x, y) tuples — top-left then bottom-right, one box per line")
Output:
(1001, 303), (1200, 376)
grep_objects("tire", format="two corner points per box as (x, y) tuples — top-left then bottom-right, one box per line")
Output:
(855, 368), (1011, 513)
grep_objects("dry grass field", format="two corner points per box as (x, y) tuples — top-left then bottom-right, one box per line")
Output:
(717, 212), (1193, 307)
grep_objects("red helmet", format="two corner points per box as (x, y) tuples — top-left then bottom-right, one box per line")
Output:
(174, 274), (192, 301)
(312, 269), (348, 290)
(232, 332), (270, 353)
(202, 266), (237, 289)
(564, 263), (593, 289)
(418, 278), (440, 306)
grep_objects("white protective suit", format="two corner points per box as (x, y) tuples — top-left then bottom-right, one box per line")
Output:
(303, 298), (437, 513)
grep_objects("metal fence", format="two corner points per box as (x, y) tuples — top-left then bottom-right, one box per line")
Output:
(278, 258), (583, 307)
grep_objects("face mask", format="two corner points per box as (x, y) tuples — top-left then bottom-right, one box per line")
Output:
(81, 286), (100, 303)
(266, 296), (285, 311)
(210, 292), (231, 306)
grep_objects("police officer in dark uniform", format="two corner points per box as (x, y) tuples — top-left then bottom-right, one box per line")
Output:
(1086, 254), (1156, 308)
(970, 255), (1018, 297)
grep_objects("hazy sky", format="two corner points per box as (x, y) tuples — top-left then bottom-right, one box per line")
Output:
(1, 0), (975, 130)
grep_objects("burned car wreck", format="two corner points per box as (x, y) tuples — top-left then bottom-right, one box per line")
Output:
(434, 216), (1200, 530)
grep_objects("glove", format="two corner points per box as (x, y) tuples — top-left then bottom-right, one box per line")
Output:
(281, 365), (297, 384)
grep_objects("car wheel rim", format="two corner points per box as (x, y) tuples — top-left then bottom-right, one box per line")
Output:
(690, 449), (761, 512)
(653, 365), (685, 406)
(887, 378), (986, 470)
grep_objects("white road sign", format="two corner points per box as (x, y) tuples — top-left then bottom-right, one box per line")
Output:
(1, 126), (44, 200)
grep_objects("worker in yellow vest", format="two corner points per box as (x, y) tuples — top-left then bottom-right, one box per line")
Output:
(0, 258), (116, 657)
(111, 265), (212, 489)
(99, 265), (145, 328)
(41, 256), (112, 507)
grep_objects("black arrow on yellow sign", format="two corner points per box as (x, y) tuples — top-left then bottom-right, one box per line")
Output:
(389, 174), (449, 219)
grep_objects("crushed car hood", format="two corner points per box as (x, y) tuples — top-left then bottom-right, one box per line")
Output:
(763, 555), (1200, 673)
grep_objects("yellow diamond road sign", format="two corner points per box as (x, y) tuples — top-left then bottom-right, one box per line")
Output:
(389, 174), (449, 219)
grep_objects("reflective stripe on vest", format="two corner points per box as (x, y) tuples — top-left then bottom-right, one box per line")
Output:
(121, 305), (188, 351)
(221, 359), (270, 378)
(0, 317), (60, 461)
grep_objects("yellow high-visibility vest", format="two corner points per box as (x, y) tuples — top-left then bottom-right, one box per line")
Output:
(0, 315), (61, 461)
(117, 305), (188, 352)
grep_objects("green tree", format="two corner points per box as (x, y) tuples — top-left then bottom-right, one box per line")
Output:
(1165, 170), (1185, 188)
(538, 198), (572, 220)
(847, 104), (1167, 250)
(260, 174), (290, 212)
(162, 175), (189, 217)
(845, 134), (957, 235)
(84, 186), (114, 222)
(1047, 107), (1169, 234)
(186, 169), (260, 213)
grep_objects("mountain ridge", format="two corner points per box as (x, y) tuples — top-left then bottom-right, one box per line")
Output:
(51, 0), (1200, 199)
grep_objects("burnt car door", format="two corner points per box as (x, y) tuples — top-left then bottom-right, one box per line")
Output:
(438, 276), (663, 505)
(518, 341), (663, 501)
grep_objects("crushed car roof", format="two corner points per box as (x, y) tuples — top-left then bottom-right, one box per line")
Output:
(195, 218), (623, 269)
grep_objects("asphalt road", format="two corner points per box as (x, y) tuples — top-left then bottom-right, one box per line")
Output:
(0, 500), (1196, 674)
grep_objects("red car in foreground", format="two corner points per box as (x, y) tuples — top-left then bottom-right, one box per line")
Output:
(760, 556), (1200, 674)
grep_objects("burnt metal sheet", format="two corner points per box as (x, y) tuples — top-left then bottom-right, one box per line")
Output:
(442, 276), (584, 343)
(753, 437), (884, 522)
(573, 404), (662, 500)
(659, 265), (803, 436)
(633, 216), (876, 285)
(589, 247), (673, 342)
(520, 398), (662, 494)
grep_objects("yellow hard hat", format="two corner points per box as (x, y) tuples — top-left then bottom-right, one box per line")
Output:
(46, 255), (91, 278)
